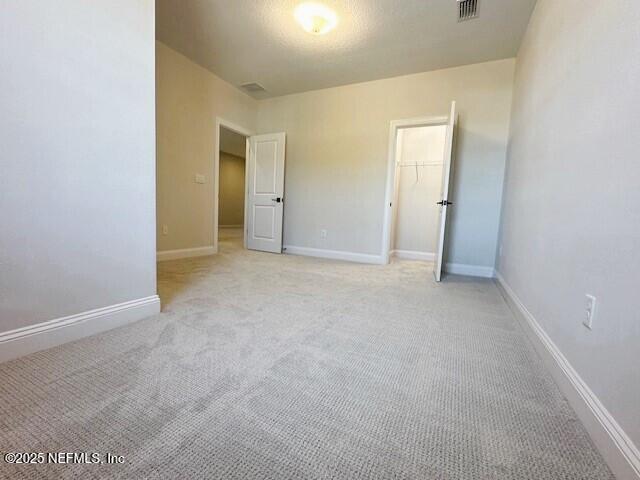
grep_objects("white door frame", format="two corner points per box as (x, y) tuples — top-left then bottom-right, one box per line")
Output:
(214, 117), (254, 253)
(381, 116), (449, 264)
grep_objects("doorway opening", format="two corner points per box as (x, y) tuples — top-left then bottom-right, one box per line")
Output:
(382, 102), (457, 281)
(391, 124), (447, 262)
(218, 125), (248, 251)
(214, 118), (252, 253)
(214, 118), (287, 256)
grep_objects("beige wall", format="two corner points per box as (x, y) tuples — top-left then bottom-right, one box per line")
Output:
(394, 126), (446, 255)
(219, 152), (245, 227)
(497, 0), (640, 466)
(156, 48), (514, 270)
(1, 1), (157, 331)
(256, 59), (515, 267)
(156, 42), (257, 252)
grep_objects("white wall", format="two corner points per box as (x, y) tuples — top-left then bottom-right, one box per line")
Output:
(219, 152), (245, 227)
(0, 1), (157, 332)
(394, 126), (445, 255)
(156, 42), (257, 252)
(257, 59), (515, 267)
(497, 0), (640, 470)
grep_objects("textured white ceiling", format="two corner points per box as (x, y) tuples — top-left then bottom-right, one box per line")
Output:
(156, 0), (537, 98)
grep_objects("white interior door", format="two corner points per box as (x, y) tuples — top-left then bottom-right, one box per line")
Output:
(434, 101), (457, 282)
(246, 132), (286, 253)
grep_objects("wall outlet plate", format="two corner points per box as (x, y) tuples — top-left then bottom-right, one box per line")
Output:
(584, 294), (596, 330)
(195, 174), (206, 184)
(320, 229), (327, 239)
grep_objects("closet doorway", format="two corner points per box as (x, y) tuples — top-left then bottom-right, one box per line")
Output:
(382, 102), (457, 281)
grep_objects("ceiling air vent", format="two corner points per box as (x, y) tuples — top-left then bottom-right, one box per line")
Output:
(240, 82), (267, 94)
(457, 0), (479, 21)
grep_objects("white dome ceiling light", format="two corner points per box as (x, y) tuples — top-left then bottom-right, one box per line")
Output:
(294, 2), (338, 35)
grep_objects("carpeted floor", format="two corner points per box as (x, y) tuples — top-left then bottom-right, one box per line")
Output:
(0, 229), (614, 479)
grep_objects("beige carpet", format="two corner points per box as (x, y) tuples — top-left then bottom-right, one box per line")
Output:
(0, 229), (613, 479)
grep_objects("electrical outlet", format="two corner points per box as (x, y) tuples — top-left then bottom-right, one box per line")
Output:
(499, 244), (504, 257)
(320, 229), (327, 239)
(584, 294), (596, 330)
(162, 224), (169, 235)
(194, 174), (206, 184)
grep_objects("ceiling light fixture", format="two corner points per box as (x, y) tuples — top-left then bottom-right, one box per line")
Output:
(294, 2), (338, 35)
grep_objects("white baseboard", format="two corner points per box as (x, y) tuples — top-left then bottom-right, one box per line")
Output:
(0, 295), (161, 364)
(445, 262), (495, 278)
(284, 245), (385, 265)
(157, 245), (216, 261)
(283, 247), (496, 273)
(496, 272), (640, 480)
(392, 250), (435, 262)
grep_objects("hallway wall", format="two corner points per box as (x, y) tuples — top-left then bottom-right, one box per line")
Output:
(219, 152), (246, 227)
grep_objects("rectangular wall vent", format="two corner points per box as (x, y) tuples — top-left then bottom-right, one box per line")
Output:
(240, 82), (267, 93)
(457, 0), (479, 21)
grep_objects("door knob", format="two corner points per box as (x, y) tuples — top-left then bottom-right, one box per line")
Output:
(437, 200), (453, 206)
(271, 197), (282, 203)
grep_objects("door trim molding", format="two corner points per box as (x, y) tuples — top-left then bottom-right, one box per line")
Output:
(0, 296), (161, 364)
(496, 272), (640, 480)
(215, 117), (253, 253)
(381, 115), (449, 266)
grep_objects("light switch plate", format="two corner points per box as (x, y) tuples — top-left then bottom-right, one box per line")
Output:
(195, 174), (206, 184)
